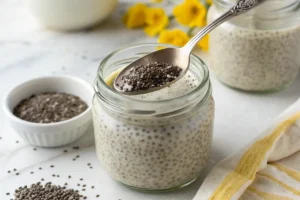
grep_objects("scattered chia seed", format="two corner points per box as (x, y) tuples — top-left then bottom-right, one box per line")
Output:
(68, 175), (72, 179)
(16, 140), (19, 143)
(13, 168), (17, 171)
(33, 148), (37, 151)
(50, 165), (54, 168)
(13, 93), (88, 123)
(16, 173), (19, 176)
(73, 146), (80, 150)
(64, 149), (68, 153)
(12, 182), (85, 200)
(118, 62), (182, 92)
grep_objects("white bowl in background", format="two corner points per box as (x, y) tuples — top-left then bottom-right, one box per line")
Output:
(25, 0), (118, 31)
(3, 76), (94, 147)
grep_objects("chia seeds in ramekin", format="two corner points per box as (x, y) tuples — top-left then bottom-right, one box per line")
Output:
(13, 92), (88, 123)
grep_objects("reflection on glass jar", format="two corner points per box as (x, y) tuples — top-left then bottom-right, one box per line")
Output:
(208, 0), (300, 92)
(92, 44), (215, 191)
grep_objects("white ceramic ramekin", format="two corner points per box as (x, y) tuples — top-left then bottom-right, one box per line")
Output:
(3, 76), (94, 147)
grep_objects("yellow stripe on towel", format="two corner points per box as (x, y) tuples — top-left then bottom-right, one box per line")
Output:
(258, 173), (300, 196)
(209, 112), (300, 200)
(269, 163), (300, 182)
(248, 186), (293, 200)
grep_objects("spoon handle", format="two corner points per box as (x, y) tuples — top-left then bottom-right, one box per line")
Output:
(182, 0), (267, 54)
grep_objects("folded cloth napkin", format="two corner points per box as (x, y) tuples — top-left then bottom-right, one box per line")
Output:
(194, 98), (300, 200)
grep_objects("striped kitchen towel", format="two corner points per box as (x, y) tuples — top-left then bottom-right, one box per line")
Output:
(194, 98), (300, 200)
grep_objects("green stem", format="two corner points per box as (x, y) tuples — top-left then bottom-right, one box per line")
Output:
(187, 27), (196, 37)
(201, 0), (209, 9)
(168, 15), (175, 20)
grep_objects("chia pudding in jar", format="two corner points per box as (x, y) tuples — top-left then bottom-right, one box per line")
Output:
(92, 44), (215, 191)
(208, 0), (300, 92)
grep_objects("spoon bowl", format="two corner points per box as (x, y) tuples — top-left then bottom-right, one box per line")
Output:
(114, 47), (190, 95)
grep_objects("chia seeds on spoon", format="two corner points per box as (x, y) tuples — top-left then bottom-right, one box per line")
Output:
(119, 62), (182, 92)
(13, 92), (88, 123)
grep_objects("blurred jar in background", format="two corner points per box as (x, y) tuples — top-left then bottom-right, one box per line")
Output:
(208, 0), (300, 92)
(25, 0), (118, 31)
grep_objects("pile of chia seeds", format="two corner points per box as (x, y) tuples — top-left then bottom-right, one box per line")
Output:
(118, 62), (182, 92)
(13, 182), (86, 200)
(5, 147), (102, 199)
(13, 93), (88, 123)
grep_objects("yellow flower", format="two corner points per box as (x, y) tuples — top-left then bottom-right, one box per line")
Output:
(158, 29), (190, 47)
(198, 34), (209, 51)
(152, 0), (163, 2)
(144, 8), (169, 36)
(173, 0), (207, 27)
(123, 4), (148, 28)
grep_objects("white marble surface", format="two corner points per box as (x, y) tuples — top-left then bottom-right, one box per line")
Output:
(1, 0), (300, 199)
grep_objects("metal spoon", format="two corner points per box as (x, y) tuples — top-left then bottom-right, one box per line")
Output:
(114, 0), (267, 95)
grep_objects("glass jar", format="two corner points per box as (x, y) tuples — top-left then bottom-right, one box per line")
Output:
(92, 44), (215, 191)
(208, 0), (300, 92)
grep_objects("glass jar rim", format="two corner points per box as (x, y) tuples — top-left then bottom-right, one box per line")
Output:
(213, 0), (300, 12)
(95, 43), (210, 104)
(94, 43), (212, 116)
